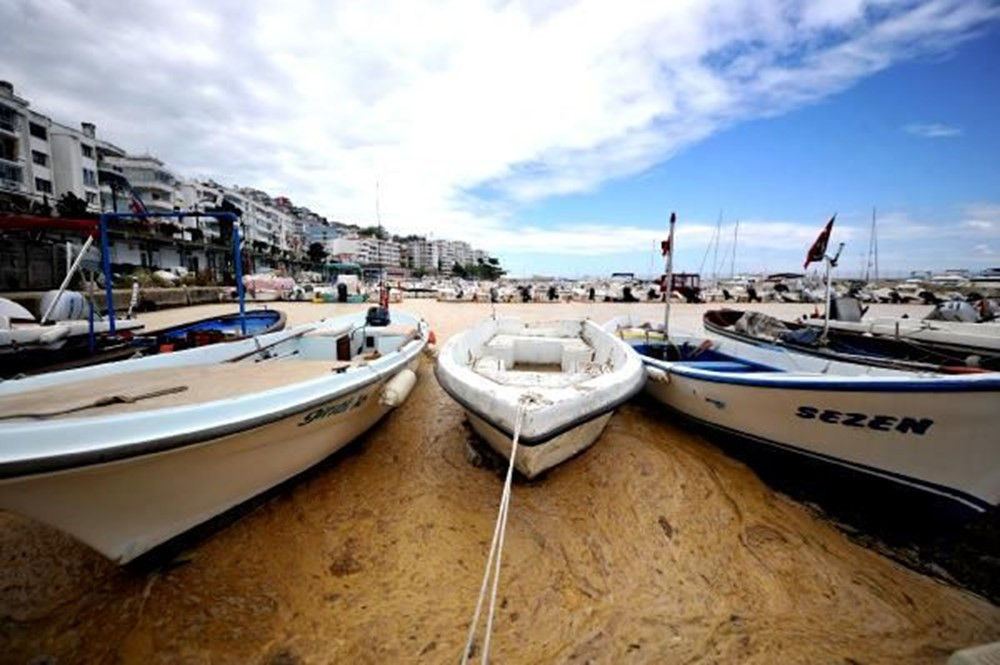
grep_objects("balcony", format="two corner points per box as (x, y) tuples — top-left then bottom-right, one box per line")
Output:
(0, 158), (24, 192)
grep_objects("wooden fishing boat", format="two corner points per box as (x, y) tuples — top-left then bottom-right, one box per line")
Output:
(704, 309), (1000, 372)
(0, 308), (428, 563)
(136, 308), (286, 352)
(608, 316), (1000, 519)
(435, 318), (644, 478)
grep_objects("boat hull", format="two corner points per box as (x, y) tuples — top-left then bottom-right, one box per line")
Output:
(0, 358), (418, 563)
(466, 410), (613, 478)
(641, 363), (998, 515)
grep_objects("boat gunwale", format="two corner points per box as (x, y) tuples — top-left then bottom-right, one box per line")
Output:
(142, 307), (287, 340)
(640, 350), (1000, 391)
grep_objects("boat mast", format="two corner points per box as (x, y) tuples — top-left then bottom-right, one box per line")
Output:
(730, 219), (739, 279)
(873, 206), (879, 283)
(376, 179), (388, 308)
(663, 212), (676, 337)
(713, 209), (722, 286)
(865, 206), (879, 283)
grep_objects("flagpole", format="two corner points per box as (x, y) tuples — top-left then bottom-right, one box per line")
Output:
(821, 242), (845, 343)
(663, 212), (676, 338)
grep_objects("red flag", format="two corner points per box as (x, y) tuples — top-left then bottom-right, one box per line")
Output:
(804, 215), (836, 269)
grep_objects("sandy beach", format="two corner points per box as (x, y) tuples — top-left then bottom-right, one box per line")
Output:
(1, 300), (998, 664)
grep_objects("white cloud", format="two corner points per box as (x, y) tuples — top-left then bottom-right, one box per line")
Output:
(0, 0), (997, 264)
(903, 122), (964, 138)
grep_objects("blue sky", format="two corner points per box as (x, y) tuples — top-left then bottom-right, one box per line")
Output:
(503, 28), (1000, 278)
(2, 0), (998, 278)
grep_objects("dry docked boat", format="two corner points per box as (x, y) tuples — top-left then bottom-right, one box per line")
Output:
(607, 316), (1000, 519)
(0, 308), (428, 563)
(435, 318), (645, 478)
(704, 309), (1000, 372)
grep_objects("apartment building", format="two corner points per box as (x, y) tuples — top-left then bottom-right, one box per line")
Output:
(0, 81), (104, 213)
(101, 153), (179, 213)
(405, 238), (440, 272)
(330, 234), (403, 267)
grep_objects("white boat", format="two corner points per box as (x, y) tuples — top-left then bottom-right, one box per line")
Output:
(0, 295), (142, 354)
(435, 318), (645, 478)
(243, 273), (296, 301)
(0, 309), (429, 563)
(607, 316), (1000, 518)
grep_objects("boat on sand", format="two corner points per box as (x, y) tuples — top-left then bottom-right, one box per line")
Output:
(607, 316), (1000, 519)
(0, 308), (428, 563)
(435, 318), (644, 478)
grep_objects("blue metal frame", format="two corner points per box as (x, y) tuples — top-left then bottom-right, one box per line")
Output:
(98, 211), (242, 335)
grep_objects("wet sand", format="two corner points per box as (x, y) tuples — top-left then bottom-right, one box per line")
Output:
(2, 300), (998, 663)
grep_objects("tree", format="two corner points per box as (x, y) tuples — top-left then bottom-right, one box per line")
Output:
(55, 192), (88, 217)
(358, 225), (388, 240)
(452, 262), (467, 278)
(308, 242), (328, 267)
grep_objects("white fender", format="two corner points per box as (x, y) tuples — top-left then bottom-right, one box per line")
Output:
(380, 368), (417, 407)
(646, 366), (669, 383)
(38, 324), (71, 345)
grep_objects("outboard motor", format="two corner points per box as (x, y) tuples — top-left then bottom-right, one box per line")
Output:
(337, 283), (348, 303)
(365, 306), (391, 327)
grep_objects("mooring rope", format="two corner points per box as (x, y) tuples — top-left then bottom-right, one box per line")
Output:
(461, 395), (532, 665)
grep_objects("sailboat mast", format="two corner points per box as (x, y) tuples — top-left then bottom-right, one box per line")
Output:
(712, 210), (722, 285)
(873, 206), (879, 283)
(730, 220), (739, 279)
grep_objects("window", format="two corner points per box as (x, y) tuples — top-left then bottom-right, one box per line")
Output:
(29, 122), (47, 140)
(81, 144), (94, 159)
(86, 192), (97, 205)
(82, 168), (96, 187)
(0, 105), (17, 133)
(34, 177), (52, 193)
(31, 150), (48, 167)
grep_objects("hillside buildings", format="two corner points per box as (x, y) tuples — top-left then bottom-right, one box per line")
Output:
(0, 81), (497, 287)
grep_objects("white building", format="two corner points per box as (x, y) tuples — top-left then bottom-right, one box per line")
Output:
(0, 81), (104, 213)
(102, 153), (180, 213)
(330, 234), (402, 267)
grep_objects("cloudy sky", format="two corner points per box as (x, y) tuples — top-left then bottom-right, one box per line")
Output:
(2, 0), (999, 277)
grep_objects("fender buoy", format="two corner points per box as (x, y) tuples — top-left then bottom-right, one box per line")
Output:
(381, 368), (417, 407)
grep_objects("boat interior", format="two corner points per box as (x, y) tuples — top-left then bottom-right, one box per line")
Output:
(0, 322), (420, 421)
(632, 342), (776, 374)
(468, 320), (619, 389)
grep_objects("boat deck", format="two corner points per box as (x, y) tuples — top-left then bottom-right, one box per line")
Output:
(0, 359), (344, 421)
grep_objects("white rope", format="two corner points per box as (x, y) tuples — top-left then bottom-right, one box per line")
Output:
(461, 396), (531, 665)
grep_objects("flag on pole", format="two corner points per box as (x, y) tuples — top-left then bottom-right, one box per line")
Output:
(660, 238), (671, 256)
(129, 189), (148, 215)
(803, 214), (836, 269)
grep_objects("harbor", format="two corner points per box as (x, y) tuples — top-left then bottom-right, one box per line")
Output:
(2, 300), (999, 664)
(3, 3), (1000, 662)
